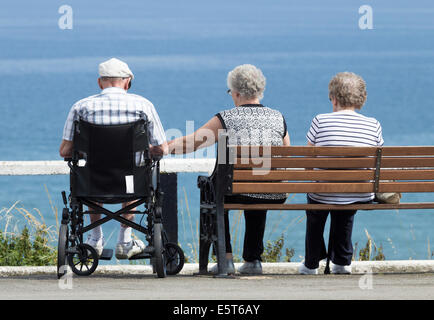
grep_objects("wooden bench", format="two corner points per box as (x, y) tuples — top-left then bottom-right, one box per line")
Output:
(197, 144), (434, 276)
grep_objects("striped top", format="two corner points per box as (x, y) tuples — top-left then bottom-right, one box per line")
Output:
(306, 110), (384, 204)
(62, 87), (166, 146)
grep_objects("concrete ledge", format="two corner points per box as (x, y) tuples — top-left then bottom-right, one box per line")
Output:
(0, 159), (215, 176)
(1, 261), (433, 277)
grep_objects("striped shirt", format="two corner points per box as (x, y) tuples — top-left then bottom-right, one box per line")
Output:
(62, 87), (166, 146)
(306, 110), (384, 204)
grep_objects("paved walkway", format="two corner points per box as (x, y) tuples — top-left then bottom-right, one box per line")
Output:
(1, 272), (433, 300)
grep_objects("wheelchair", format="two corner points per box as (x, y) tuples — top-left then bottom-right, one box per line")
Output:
(57, 117), (184, 278)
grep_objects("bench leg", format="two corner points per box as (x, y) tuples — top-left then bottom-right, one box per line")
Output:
(198, 239), (211, 274)
(198, 210), (212, 274)
(214, 203), (228, 277)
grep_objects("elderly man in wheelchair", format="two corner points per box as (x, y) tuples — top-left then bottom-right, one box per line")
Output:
(58, 58), (183, 278)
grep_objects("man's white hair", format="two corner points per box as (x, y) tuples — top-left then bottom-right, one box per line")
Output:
(227, 64), (266, 100)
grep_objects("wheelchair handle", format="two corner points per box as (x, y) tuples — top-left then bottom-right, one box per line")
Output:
(61, 191), (68, 207)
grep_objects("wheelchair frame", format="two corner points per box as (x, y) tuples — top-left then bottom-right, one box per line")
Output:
(57, 119), (184, 279)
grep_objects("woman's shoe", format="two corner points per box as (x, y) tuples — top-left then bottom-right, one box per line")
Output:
(298, 261), (318, 275)
(209, 258), (235, 275)
(238, 260), (262, 275)
(331, 263), (352, 274)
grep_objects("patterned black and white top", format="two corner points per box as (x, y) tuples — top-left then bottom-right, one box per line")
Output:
(306, 110), (384, 204)
(217, 104), (288, 200)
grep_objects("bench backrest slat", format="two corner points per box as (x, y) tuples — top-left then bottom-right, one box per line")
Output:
(233, 169), (434, 181)
(235, 146), (434, 157)
(236, 146), (434, 157)
(234, 157), (434, 169)
(232, 181), (434, 194)
(226, 145), (434, 195)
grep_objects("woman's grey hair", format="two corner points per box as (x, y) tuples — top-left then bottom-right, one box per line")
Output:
(328, 72), (367, 109)
(227, 64), (266, 100)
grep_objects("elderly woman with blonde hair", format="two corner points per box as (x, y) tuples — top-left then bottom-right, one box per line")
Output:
(168, 64), (290, 275)
(299, 72), (384, 275)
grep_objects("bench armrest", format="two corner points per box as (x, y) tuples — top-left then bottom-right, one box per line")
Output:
(198, 175), (217, 205)
(197, 175), (210, 189)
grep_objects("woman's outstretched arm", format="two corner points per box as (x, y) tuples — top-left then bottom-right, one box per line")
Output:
(168, 116), (223, 154)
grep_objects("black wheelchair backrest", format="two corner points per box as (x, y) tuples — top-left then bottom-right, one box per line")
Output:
(71, 117), (153, 202)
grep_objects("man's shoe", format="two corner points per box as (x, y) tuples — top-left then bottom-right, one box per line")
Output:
(298, 260), (318, 275)
(331, 263), (352, 274)
(238, 260), (262, 275)
(115, 239), (145, 259)
(85, 236), (104, 257)
(209, 258), (235, 275)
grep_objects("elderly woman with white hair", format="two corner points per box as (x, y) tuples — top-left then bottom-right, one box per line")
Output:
(299, 72), (384, 275)
(168, 64), (290, 274)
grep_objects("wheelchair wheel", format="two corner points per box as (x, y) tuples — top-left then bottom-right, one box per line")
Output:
(57, 223), (68, 279)
(164, 242), (185, 275)
(67, 243), (98, 276)
(153, 223), (166, 278)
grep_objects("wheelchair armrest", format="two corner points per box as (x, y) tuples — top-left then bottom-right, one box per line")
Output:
(64, 152), (85, 162)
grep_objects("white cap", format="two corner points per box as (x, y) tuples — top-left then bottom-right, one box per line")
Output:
(98, 58), (134, 79)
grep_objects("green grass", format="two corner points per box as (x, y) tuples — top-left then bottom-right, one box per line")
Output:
(262, 235), (295, 262)
(353, 229), (386, 261)
(0, 201), (57, 266)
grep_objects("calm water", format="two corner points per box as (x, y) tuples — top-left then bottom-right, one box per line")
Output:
(0, 0), (433, 261)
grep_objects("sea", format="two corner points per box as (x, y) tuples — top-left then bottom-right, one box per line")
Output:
(0, 0), (433, 262)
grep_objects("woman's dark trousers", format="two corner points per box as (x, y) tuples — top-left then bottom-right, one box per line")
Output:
(304, 196), (357, 269)
(224, 195), (286, 262)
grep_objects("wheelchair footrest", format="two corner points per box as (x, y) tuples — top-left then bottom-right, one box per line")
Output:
(99, 249), (114, 260)
(128, 246), (154, 260)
